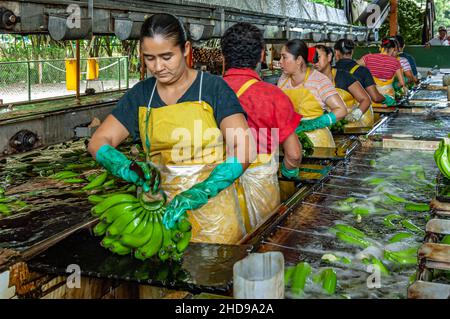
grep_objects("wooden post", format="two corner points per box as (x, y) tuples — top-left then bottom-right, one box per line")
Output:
(389, 0), (398, 36)
(76, 40), (80, 101)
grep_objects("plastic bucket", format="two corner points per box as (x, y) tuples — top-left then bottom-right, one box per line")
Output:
(65, 58), (77, 91)
(86, 58), (99, 80)
(233, 252), (284, 299)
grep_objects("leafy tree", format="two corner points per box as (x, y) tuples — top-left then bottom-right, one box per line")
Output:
(434, 0), (450, 32)
(379, 0), (425, 44)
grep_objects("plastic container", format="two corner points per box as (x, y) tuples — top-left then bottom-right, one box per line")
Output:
(65, 58), (77, 91)
(233, 252), (284, 299)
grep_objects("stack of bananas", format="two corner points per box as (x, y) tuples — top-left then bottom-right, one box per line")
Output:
(434, 137), (450, 179)
(90, 193), (192, 262)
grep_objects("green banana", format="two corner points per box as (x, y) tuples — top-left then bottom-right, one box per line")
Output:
(101, 236), (116, 248)
(120, 208), (145, 235)
(384, 193), (408, 203)
(388, 232), (414, 243)
(108, 240), (132, 255)
(171, 230), (184, 243)
(161, 223), (176, 252)
(91, 194), (138, 216)
(284, 266), (296, 287)
(129, 212), (151, 236)
(365, 177), (385, 185)
(434, 140), (445, 174)
(106, 206), (143, 236)
(368, 257), (390, 276)
(291, 262), (312, 295)
(102, 179), (116, 188)
(404, 202), (430, 212)
(320, 269), (337, 295)
(333, 224), (366, 239)
(0, 204), (11, 216)
(352, 206), (370, 216)
(383, 214), (402, 228)
(401, 219), (425, 234)
(384, 249), (417, 265)
(82, 171), (108, 190)
(65, 162), (96, 171)
(158, 248), (170, 262)
(176, 230), (192, 253)
(439, 143), (450, 179)
(120, 214), (154, 248)
(139, 214), (164, 258)
(51, 171), (79, 179)
(336, 232), (370, 248)
(441, 235), (450, 245)
(170, 251), (184, 263)
(177, 217), (192, 232)
(100, 202), (140, 224)
(93, 220), (110, 236)
(87, 195), (105, 205)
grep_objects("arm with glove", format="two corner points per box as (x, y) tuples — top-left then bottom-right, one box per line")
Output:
(163, 113), (256, 229)
(345, 82), (371, 122)
(296, 93), (347, 134)
(88, 115), (159, 194)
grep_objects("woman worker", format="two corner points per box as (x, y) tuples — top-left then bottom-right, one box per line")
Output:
(357, 37), (407, 107)
(87, 14), (256, 244)
(334, 39), (393, 107)
(278, 39), (347, 148)
(313, 45), (372, 128)
(221, 22), (302, 231)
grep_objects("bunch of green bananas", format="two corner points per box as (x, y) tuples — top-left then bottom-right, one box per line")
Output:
(285, 262), (338, 296)
(434, 138), (450, 180)
(91, 193), (192, 262)
(329, 119), (348, 134)
(297, 132), (314, 156)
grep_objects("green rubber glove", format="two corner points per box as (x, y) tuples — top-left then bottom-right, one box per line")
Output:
(281, 161), (299, 179)
(295, 113), (337, 134)
(95, 144), (159, 193)
(383, 94), (396, 106)
(162, 157), (243, 230)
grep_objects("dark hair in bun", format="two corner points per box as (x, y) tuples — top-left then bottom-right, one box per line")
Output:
(334, 39), (355, 54)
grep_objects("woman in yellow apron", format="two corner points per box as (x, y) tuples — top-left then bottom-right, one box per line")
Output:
(334, 39), (391, 107)
(221, 23), (302, 232)
(88, 14), (255, 244)
(357, 37), (407, 107)
(277, 39), (347, 148)
(313, 45), (372, 128)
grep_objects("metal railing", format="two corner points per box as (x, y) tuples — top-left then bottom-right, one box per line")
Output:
(0, 56), (137, 104)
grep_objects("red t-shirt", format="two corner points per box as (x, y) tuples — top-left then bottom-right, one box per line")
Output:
(362, 53), (401, 81)
(223, 68), (301, 154)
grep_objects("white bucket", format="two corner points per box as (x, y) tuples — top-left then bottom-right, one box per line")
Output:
(233, 252), (284, 299)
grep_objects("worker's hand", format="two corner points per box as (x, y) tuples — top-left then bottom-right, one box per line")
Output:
(281, 161), (299, 179)
(402, 86), (409, 96)
(162, 157), (243, 229)
(383, 94), (396, 107)
(95, 144), (159, 193)
(345, 108), (363, 122)
(295, 113), (337, 133)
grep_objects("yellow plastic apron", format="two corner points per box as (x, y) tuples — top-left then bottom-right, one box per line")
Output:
(372, 76), (395, 108)
(280, 68), (335, 148)
(332, 68), (374, 128)
(138, 72), (245, 244)
(234, 79), (280, 232)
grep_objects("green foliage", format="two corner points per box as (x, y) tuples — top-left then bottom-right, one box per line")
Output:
(379, 0), (425, 45)
(434, 0), (450, 32)
(311, 0), (336, 7)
